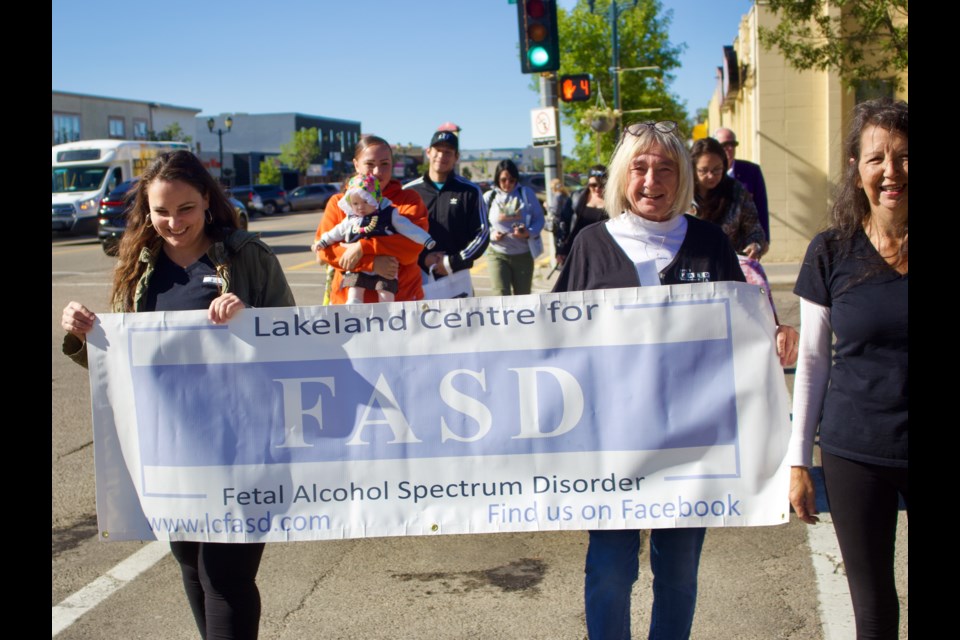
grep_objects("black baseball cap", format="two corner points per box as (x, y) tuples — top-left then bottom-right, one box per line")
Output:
(429, 130), (459, 152)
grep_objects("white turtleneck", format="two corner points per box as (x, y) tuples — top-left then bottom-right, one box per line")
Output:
(606, 212), (688, 285)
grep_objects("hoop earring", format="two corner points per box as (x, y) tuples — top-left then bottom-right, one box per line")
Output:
(144, 216), (152, 228)
(205, 208), (213, 224)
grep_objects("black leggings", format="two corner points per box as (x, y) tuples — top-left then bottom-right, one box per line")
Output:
(169, 541), (265, 640)
(821, 451), (908, 640)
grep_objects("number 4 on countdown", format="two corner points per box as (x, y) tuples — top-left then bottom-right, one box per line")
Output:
(559, 74), (591, 102)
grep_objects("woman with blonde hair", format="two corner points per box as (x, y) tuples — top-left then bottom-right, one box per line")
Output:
(554, 121), (795, 640)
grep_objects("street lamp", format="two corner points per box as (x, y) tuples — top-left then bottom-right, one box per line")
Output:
(588, 1), (661, 139)
(207, 116), (233, 185)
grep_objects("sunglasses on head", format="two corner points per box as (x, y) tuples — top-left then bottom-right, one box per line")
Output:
(623, 121), (679, 136)
(588, 168), (607, 179)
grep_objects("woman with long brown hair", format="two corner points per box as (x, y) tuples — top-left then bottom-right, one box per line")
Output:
(690, 137), (767, 260)
(61, 150), (294, 640)
(555, 164), (608, 265)
(788, 98), (908, 639)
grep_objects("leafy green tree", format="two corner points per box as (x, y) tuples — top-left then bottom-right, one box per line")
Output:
(258, 158), (282, 185)
(149, 121), (192, 143)
(758, 0), (907, 90)
(474, 152), (490, 179)
(279, 127), (321, 177)
(547, 0), (688, 173)
(461, 166), (473, 181)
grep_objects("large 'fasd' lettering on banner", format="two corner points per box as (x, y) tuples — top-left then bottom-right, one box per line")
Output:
(86, 283), (792, 542)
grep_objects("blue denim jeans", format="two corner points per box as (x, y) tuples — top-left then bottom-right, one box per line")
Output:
(584, 527), (706, 640)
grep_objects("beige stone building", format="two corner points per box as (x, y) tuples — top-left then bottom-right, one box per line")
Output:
(707, 3), (907, 261)
(52, 91), (200, 146)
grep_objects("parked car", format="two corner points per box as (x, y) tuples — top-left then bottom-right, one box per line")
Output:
(287, 183), (340, 212)
(227, 187), (264, 215)
(98, 179), (249, 255)
(518, 173), (583, 203)
(230, 184), (289, 216)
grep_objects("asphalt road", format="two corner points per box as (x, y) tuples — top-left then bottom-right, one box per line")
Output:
(52, 210), (906, 639)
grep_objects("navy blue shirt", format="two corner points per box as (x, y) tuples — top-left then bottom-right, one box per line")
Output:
(145, 250), (222, 312)
(794, 229), (908, 467)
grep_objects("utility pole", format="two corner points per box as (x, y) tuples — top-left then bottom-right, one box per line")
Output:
(610, 0), (622, 141)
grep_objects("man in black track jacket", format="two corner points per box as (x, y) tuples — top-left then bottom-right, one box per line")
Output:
(405, 130), (489, 279)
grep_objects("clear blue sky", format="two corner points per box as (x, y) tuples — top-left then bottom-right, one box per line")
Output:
(52, 0), (755, 152)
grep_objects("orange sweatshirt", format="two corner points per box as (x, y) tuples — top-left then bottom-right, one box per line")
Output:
(315, 179), (428, 303)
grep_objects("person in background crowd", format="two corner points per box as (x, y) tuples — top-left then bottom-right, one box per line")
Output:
(315, 135), (429, 303)
(788, 98), (908, 640)
(714, 127), (770, 243)
(404, 129), (489, 293)
(484, 158), (545, 296)
(553, 121), (796, 640)
(546, 177), (570, 251)
(691, 136), (797, 361)
(555, 164), (608, 266)
(60, 150), (295, 640)
(691, 137), (767, 260)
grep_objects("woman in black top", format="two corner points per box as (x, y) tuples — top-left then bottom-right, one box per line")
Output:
(788, 98), (908, 640)
(61, 151), (295, 640)
(553, 122), (796, 640)
(555, 164), (608, 265)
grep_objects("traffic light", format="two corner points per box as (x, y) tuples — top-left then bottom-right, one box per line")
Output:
(517, 0), (560, 74)
(559, 74), (591, 102)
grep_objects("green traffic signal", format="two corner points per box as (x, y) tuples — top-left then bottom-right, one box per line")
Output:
(516, 0), (559, 73)
(529, 46), (550, 68)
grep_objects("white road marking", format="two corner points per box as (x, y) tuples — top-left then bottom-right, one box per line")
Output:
(805, 513), (856, 638)
(52, 541), (169, 637)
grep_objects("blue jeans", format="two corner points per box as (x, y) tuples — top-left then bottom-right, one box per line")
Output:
(584, 528), (706, 640)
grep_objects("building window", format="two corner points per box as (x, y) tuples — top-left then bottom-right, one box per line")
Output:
(133, 119), (148, 140)
(108, 117), (126, 138)
(855, 79), (894, 103)
(53, 113), (81, 144)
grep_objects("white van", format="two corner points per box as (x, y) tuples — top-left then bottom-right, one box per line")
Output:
(52, 139), (190, 233)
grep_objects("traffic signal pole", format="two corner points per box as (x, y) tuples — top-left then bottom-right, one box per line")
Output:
(540, 72), (561, 215)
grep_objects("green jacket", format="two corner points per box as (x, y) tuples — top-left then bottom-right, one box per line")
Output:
(63, 229), (295, 367)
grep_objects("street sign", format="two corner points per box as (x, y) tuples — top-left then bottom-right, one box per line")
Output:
(531, 107), (558, 147)
(559, 74), (591, 102)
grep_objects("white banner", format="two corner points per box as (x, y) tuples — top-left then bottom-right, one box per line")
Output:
(87, 282), (791, 542)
